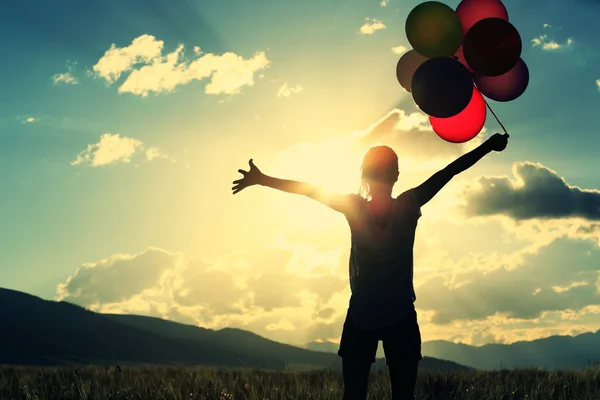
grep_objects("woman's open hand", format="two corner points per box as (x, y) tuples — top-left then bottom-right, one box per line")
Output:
(232, 159), (265, 194)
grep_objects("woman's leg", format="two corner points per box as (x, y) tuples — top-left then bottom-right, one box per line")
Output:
(387, 361), (419, 400)
(382, 308), (422, 400)
(338, 310), (379, 400)
(342, 358), (373, 400)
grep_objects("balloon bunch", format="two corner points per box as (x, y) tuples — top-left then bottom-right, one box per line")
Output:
(396, 0), (529, 143)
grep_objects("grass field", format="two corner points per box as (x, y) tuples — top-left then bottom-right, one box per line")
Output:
(2, 364), (600, 400)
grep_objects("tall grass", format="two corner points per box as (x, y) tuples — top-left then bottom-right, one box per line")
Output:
(2, 365), (600, 399)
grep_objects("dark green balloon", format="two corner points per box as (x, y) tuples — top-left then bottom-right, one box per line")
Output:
(406, 1), (464, 58)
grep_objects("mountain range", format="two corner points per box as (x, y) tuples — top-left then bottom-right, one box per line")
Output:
(306, 331), (600, 370)
(9, 286), (596, 371)
(0, 287), (467, 371)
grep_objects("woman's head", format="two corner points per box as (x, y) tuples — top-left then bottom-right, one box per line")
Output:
(359, 146), (399, 199)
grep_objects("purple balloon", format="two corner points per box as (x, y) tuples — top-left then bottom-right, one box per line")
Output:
(474, 58), (529, 102)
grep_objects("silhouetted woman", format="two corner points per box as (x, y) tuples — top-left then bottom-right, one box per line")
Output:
(232, 133), (509, 399)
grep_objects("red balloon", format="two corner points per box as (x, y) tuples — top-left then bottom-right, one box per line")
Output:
(430, 86), (486, 143)
(454, 45), (473, 73)
(474, 58), (529, 102)
(456, 0), (509, 34)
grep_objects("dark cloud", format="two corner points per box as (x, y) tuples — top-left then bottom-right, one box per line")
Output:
(416, 237), (600, 324)
(577, 224), (600, 234)
(463, 162), (600, 220)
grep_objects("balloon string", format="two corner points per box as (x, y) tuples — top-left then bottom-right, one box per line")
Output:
(483, 98), (508, 135)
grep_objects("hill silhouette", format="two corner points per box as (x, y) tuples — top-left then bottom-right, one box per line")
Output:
(306, 331), (600, 370)
(0, 287), (467, 371)
(421, 333), (600, 370)
(305, 331), (600, 370)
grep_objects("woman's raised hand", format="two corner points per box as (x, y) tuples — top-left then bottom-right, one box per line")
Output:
(232, 159), (265, 194)
(486, 133), (509, 152)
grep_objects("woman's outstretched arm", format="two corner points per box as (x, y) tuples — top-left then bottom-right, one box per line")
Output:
(232, 159), (355, 214)
(411, 133), (509, 207)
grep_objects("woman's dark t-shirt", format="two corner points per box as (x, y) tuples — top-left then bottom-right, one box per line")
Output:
(343, 189), (421, 329)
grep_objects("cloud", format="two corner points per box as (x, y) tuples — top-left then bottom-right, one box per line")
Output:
(146, 147), (176, 163)
(380, 0), (389, 6)
(461, 161), (600, 221)
(93, 34), (164, 83)
(52, 73), (78, 85)
(57, 248), (176, 305)
(596, 79), (600, 91)
(416, 236), (600, 324)
(360, 18), (386, 35)
(71, 133), (174, 167)
(531, 25), (574, 51)
(92, 34), (270, 97)
(469, 326), (507, 346)
(54, 218), (600, 348)
(71, 134), (142, 167)
(358, 108), (484, 162)
(52, 61), (79, 85)
(55, 232), (350, 344)
(392, 45), (407, 55)
(266, 319), (296, 331)
(277, 82), (305, 98)
(17, 115), (49, 124)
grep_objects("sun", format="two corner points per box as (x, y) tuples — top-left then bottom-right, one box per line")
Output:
(271, 135), (364, 195)
(258, 135), (365, 229)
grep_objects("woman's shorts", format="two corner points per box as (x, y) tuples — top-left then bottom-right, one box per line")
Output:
(337, 307), (422, 365)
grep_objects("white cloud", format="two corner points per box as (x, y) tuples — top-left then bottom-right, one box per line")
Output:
(54, 214), (600, 348)
(146, 147), (175, 163)
(52, 72), (78, 85)
(265, 319), (296, 331)
(596, 79), (600, 91)
(531, 25), (574, 51)
(92, 34), (270, 97)
(201, 52), (270, 95)
(52, 61), (79, 85)
(416, 235), (600, 325)
(277, 82), (305, 98)
(71, 133), (174, 167)
(391, 45), (407, 55)
(17, 115), (47, 124)
(71, 134), (142, 167)
(55, 233), (350, 345)
(93, 34), (164, 84)
(360, 18), (386, 35)
(380, 0), (389, 6)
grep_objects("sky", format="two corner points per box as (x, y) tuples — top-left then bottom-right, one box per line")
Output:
(2, 0), (600, 351)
